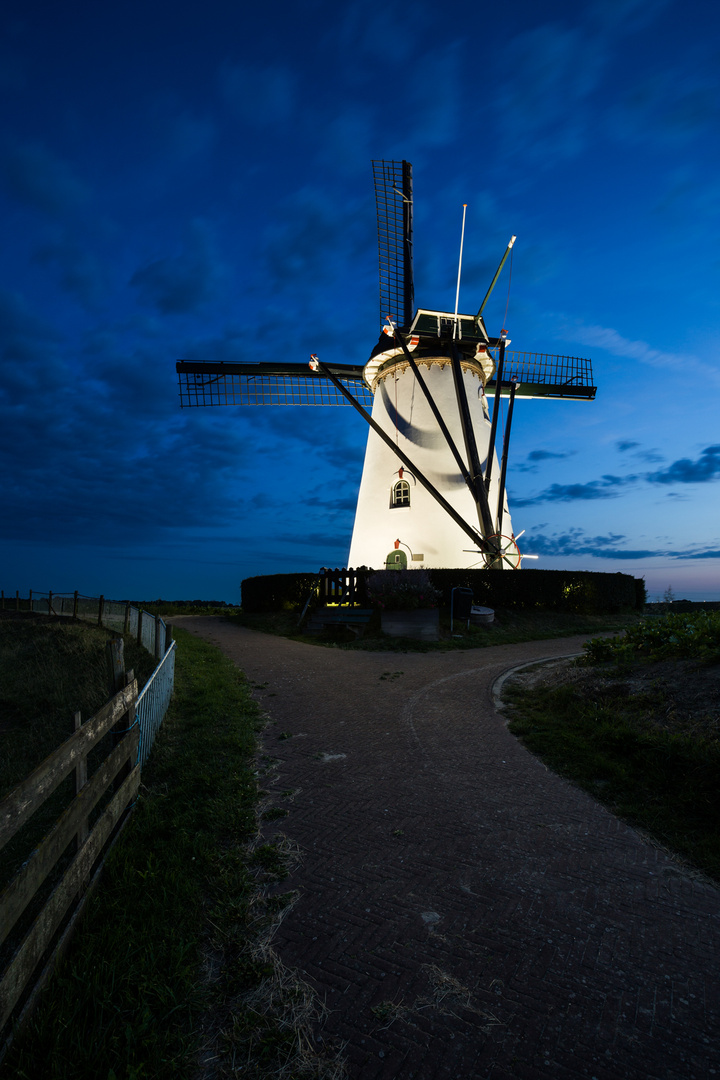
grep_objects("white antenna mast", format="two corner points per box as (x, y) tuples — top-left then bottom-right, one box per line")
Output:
(453, 203), (467, 337)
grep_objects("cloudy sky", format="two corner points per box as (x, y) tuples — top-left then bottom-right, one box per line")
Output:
(2, 0), (719, 602)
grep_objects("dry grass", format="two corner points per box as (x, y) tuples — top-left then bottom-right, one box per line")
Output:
(370, 965), (503, 1036)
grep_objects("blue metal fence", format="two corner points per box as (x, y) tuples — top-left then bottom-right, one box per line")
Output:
(135, 640), (176, 767)
(19, 590), (176, 769)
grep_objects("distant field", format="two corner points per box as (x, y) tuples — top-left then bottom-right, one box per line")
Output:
(131, 599), (240, 616)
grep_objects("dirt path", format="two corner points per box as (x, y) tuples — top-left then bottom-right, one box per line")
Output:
(174, 617), (720, 1080)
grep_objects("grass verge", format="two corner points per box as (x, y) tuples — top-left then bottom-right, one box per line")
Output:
(3, 627), (343, 1079)
(503, 658), (720, 882)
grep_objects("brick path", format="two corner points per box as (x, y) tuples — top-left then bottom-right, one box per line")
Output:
(175, 618), (720, 1080)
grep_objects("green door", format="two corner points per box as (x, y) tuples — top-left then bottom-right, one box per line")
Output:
(385, 549), (408, 570)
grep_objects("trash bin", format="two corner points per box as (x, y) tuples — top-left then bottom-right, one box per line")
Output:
(451, 587), (474, 630)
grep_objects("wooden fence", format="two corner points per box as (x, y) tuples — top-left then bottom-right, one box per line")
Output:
(0, 678), (139, 1050)
(318, 567), (368, 606)
(0, 594), (177, 1056)
(1, 591), (171, 662)
(0, 677), (139, 1048)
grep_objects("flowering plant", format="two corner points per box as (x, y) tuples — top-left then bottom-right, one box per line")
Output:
(365, 570), (441, 611)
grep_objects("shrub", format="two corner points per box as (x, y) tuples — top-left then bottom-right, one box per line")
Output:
(583, 610), (720, 665)
(365, 570), (442, 611)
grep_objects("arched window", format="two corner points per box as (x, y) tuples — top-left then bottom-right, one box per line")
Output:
(391, 479), (410, 508)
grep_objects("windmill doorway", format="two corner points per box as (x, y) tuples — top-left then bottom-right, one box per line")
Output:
(385, 549), (408, 570)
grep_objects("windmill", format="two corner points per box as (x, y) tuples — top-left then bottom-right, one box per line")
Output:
(176, 160), (596, 571)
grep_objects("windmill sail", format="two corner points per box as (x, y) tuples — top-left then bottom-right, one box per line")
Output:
(373, 159), (414, 329)
(176, 361), (373, 407)
(176, 348), (595, 408)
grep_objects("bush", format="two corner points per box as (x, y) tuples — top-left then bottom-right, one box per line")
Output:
(428, 568), (639, 614)
(365, 570), (442, 610)
(583, 610), (720, 665)
(240, 573), (320, 613)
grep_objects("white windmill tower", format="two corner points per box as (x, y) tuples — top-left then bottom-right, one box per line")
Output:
(176, 160), (596, 571)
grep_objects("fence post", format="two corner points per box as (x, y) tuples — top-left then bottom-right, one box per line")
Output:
(97, 595), (105, 628)
(15, 590), (19, 611)
(154, 615), (164, 660)
(123, 667), (138, 772)
(73, 590), (79, 619)
(1, 590), (4, 610)
(137, 608), (143, 647)
(74, 711), (89, 847)
(29, 589), (32, 612)
(165, 623), (174, 655)
(48, 591), (53, 616)
(107, 638), (125, 696)
(123, 603), (131, 635)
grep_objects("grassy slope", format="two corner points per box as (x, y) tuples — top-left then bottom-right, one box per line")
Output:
(0, 617), (156, 799)
(0, 618), (157, 896)
(503, 627), (720, 882)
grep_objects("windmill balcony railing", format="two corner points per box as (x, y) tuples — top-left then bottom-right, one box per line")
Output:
(485, 349), (595, 398)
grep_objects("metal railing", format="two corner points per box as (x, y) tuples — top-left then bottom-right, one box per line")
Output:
(6, 589), (176, 768)
(136, 640), (176, 768)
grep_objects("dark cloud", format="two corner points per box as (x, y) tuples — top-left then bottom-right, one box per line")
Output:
(160, 109), (216, 162)
(615, 441), (665, 464)
(0, 298), (252, 548)
(493, 23), (605, 163)
(515, 448), (575, 474)
(0, 289), (65, 404)
(526, 527), (659, 560)
(130, 220), (224, 315)
(34, 236), (106, 307)
(673, 550), (720, 560)
(528, 449), (573, 461)
(220, 63), (295, 125)
(636, 450), (665, 464)
(276, 530), (352, 551)
(608, 66), (719, 148)
(262, 187), (373, 294)
(647, 445), (720, 486)
(513, 477), (624, 507)
(587, 0), (672, 33)
(3, 144), (90, 216)
(515, 445), (720, 507)
(304, 493), (358, 514)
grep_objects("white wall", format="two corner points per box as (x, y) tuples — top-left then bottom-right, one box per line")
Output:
(348, 356), (512, 569)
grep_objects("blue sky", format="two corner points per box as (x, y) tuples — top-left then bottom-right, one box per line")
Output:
(1, 0), (719, 602)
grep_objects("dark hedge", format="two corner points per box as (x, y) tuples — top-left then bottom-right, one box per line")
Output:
(240, 572), (321, 613)
(241, 568), (643, 615)
(427, 568), (639, 614)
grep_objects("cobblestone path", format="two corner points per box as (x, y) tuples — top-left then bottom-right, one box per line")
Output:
(175, 618), (720, 1080)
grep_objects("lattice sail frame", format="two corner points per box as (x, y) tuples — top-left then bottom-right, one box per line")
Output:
(373, 159), (414, 330)
(176, 349), (595, 408)
(177, 366), (374, 407)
